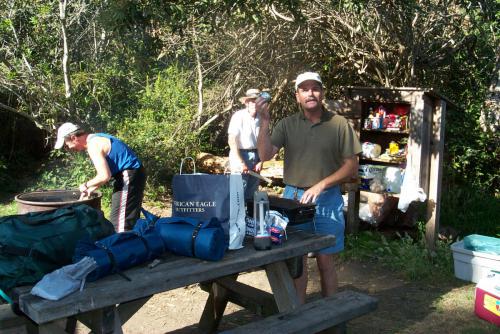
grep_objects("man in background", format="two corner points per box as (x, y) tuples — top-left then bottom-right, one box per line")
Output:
(55, 122), (147, 232)
(228, 88), (263, 200)
(257, 72), (361, 302)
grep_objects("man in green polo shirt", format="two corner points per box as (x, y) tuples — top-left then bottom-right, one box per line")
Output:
(257, 72), (361, 303)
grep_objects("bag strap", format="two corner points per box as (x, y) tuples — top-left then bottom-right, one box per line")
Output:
(191, 222), (204, 257)
(94, 242), (132, 282)
(179, 157), (196, 174)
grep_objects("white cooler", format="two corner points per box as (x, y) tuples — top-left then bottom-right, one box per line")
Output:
(451, 240), (500, 283)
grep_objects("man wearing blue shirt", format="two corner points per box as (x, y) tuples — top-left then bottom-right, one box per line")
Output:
(55, 123), (147, 232)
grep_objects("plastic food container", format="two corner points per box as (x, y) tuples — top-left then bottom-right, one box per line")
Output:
(451, 239), (500, 283)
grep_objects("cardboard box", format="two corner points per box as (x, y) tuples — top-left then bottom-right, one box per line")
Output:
(451, 240), (500, 283)
(475, 272), (500, 326)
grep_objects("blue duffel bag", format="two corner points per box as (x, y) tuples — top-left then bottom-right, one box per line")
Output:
(155, 217), (226, 261)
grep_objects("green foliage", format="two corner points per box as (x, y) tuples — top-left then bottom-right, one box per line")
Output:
(438, 2), (498, 197)
(0, 159), (7, 190)
(342, 226), (454, 281)
(441, 184), (500, 238)
(26, 151), (113, 217)
(32, 151), (95, 191)
(0, 0), (498, 231)
(444, 101), (499, 195)
(116, 66), (199, 195)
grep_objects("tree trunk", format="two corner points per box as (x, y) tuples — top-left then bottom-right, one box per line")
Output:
(59, 0), (73, 112)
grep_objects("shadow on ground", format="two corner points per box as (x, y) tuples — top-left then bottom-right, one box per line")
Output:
(157, 260), (498, 334)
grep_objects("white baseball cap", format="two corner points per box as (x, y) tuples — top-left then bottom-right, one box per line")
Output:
(295, 72), (323, 90)
(54, 122), (80, 149)
(239, 88), (261, 103)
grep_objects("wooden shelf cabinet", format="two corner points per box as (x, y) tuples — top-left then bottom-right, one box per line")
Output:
(339, 87), (453, 248)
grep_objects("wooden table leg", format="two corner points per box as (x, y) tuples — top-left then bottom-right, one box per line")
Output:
(77, 296), (150, 332)
(264, 261), (300, 312)
(37, 320), (68, 334)
(65, 317), (77, 333)
(77, 306), (123, 334)
(198, 279), (232, 333)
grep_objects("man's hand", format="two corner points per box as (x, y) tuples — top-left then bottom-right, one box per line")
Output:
(254, 161), (263, 173)
(79, 182), (88, 194)
(240, 161), (249, 173)
(79, 182), (93, 199)
(256, 97), (279, 162)
(300, 182), (325, 204)
(255, 96), (270, 124)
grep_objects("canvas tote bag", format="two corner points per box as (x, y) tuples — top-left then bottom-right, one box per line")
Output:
(172, 157), (246, 249)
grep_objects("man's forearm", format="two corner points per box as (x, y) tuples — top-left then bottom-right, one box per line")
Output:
(228, 135), (244, 163)
(257, 122), (275, 161)
(87, 175), (110, 188)
(317, 156), (359, 189)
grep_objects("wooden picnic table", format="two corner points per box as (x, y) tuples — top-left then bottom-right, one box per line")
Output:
(13, 230), (335, 334)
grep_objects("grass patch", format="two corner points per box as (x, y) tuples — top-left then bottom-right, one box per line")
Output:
(433, 286), (499, 334)
(0, 201), (17, 216)
(342, 225), (455, 281)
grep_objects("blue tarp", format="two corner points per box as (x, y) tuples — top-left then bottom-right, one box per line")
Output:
(463, 234), (500, 256)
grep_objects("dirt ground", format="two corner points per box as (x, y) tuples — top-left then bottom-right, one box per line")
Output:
(72, 258), (496, 334)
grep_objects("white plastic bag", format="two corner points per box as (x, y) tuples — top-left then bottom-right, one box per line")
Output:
(229, 174), (246, 249)
(362, 142), (382, 158)
(397, 168), (427, 213)
(384, 167), (403, 193)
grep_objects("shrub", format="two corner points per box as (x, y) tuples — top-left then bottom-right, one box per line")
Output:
(116, 65), (199, 197)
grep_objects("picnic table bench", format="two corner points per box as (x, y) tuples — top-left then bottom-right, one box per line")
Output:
(8, 230), (376, 333)
(221, 290), (378, 334)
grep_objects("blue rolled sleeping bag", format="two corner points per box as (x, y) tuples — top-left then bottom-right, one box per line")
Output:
(95, 232), (149, 269)
(133, 218), (165, 259)
(73, 223), (165, 281)
(72, 209), (164, 281)
(155, 217), (225, 261)
(73, 239), (111, 281)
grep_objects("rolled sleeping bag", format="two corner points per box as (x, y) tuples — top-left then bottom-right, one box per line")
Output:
(137, 229), (165, 260)
(74, 231), (153, 281)
(95, 232), (149, 270)
(133, 218), (165, 259)
(155, 217), (225, 261)
(73, 241), (112, 281)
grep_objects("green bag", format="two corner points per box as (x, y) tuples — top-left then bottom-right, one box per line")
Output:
(0, 204), (115, 292)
